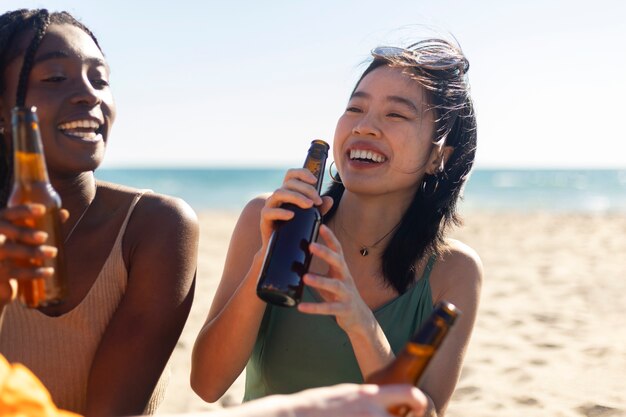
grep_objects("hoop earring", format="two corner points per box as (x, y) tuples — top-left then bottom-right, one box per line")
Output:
(328, 161), (342, 184)
(421, 174), (439, 197)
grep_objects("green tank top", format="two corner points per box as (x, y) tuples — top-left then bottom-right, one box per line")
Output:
(243, 256), (436, 401)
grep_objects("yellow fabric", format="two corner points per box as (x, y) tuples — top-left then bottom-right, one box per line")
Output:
(0, 354), (80, 417)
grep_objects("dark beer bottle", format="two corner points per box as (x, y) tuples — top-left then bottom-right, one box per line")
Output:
(366, 301), (461, 416)
(7, 106), (67, 308)
(256, 139), (330, 307)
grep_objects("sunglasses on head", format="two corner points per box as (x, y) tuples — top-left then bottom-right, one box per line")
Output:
(371, 42), (468, 72)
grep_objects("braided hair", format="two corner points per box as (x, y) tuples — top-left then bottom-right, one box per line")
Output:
(0, 9), (102, 207)
(323, 38), (477, 294)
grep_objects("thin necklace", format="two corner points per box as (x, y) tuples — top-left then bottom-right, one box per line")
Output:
(336, 213), (401, 257)
(64, 184), (97, 244)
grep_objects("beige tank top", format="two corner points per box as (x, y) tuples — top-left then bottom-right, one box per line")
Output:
(0, 191), (168, 414)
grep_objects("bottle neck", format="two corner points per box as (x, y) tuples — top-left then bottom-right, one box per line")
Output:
(12, 151), (50, 183)
(409, 315), (450, 348)
(303, 143), (328, 194)
(11, 108), (50, 183)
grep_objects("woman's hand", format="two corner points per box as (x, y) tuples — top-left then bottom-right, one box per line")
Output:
(0, 204), (59, 305)
(225, 384), (427, 417)
(298, 224), (375, 334)
(259, 168), (333, 249)
(290, 384), (428, 417)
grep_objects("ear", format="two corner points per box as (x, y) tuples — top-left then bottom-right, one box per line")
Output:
(425, 145), (455, 175)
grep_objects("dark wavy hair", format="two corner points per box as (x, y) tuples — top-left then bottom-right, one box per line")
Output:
(0, 9), (102, 207)
(323, 38), (477, 294)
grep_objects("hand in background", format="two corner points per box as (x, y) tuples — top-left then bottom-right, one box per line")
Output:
(208, 384), (427, 417)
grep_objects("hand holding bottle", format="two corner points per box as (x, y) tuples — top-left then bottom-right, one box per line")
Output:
(257, 140), (331, 307)
(0, 204), (59, 306)
(298, 224), (375, 334)
(259, 168), (333, 251)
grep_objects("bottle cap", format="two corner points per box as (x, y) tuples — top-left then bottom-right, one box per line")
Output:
(433, 300), (461, 326)
(309, 139), (330, 154)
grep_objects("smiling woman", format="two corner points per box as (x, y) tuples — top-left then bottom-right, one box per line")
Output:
(191, 37), (482, 417)
(0, 9), (198, 416)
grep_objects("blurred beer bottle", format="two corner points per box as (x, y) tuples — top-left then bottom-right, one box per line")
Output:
(257, 139), (329, 307)
(7, 106), (67, 308)
(366, 301), (461, 416)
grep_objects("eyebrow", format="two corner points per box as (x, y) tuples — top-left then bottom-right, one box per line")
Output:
(351, 91), (420, 114)
(33, 50), (109, 70)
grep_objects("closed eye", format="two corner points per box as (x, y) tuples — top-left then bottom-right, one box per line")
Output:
(41, 75), (66, 83)
(387, 112), (408, 119)
(346, 106), (363, 113)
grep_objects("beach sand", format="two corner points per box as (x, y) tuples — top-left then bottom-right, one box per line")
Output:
(156, 211), (626, 417)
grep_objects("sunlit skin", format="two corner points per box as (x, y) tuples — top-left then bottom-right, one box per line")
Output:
(1, 24), (115, 179)
(0, 19), (433, 417)
(0, 22), (198, 416)
(192, 62), (481, 417)
(333, 65), (440, 200)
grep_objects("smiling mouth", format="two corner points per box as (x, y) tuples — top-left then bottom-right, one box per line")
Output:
(57, 120), (103, 140)
(349, 149), (387, 163)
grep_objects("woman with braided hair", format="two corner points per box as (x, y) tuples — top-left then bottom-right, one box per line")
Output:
(0, 8), (436, 417)
(0, 9), (199, 415)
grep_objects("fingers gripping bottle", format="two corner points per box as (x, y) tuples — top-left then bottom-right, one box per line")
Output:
(8, 106), (67, 308)
(256, 140), (329, 307)
(366, 301), (461, 416)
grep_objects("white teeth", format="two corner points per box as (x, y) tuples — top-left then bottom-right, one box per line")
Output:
(58, 119), (100, 130)
(350, 149), (386, 163)
(70, 131), (98, 139)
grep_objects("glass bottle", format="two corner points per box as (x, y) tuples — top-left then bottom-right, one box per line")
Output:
(366, 301), (461, 416)
(7, 106), (67, 308)
(256, 139), (329, 307)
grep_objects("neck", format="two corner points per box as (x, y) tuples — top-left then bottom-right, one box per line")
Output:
(333, 189), (413, 250)
(50, 172), (97, 221)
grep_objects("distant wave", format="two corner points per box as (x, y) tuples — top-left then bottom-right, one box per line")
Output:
(97, 168), (626, 213)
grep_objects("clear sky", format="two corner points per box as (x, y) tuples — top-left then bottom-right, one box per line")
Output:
(2, 0), (625, 168)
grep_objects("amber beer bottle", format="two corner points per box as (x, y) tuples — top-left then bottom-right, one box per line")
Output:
(256, 140), (329, 307)
(7, 106), (67, 308)
(366, 301), (461, 416)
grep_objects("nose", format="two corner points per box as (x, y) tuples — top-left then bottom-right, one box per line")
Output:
(70, 77), (101, 106)
(351, 113), (381, 137)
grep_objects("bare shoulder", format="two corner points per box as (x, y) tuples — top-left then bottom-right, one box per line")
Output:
(132, 191), (198, 229)
(96, 181), (199, 251)
(440, 238), (482, 274)
(96, 181), (196, 225)
(233, 194), (270, 237)
(429, 238), (483, 300)
(240, 194), (270, 221)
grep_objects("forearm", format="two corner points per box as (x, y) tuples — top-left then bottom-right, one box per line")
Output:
(191, 252), (267, 401)
(86, 302), (193, 416)
(346, 312), (395, 380)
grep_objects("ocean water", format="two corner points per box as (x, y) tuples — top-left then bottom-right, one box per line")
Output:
(96, 168), (626, 214)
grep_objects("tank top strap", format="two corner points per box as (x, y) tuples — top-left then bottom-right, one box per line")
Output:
(421, 254), (437, 283)
(110, 189), (151, 249)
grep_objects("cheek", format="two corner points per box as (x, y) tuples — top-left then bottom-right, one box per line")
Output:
(332, 116), (350, 165)
(333, 114), (353, 144)
(106, 97), (117, 123)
